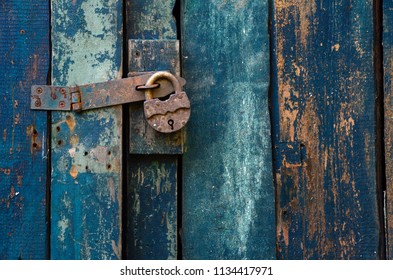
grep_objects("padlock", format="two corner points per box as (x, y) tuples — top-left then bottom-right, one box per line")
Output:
(143, 72), (191, 133)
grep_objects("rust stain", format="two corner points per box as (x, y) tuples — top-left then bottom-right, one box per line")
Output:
(17, 175), (23, 186)
(0, 168), (11, 175)
(331, 43), (340, 52)
(33, 54), (38, 80)
(14, 113), (20, 125)
(69, 165), (78, 179)
(66, 114), (76, 133)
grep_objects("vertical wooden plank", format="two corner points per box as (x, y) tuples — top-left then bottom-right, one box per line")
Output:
(0, 1), (49, 259)
(51, 0), (122, 259)
(384, 0), (393, 260)
(181, 1), (275, 259)
(126, 0), (179, 260)
(272, 1), (380, 259)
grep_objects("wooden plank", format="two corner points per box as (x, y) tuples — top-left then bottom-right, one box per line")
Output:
(0, 1), (49, 259)
(126, 0), (179, 260)
(127, 155), (177, 259)
(181, 1), (275, 259)
(51, 0), (122, 259)
(129, 39), (183, 154)
(272, 1), (380, 259)
(384, 0), (393, 260)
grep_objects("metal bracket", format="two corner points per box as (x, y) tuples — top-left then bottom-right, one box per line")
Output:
(31, 72), (185, 112)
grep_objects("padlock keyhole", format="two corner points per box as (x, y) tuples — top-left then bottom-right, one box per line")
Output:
(168, 119), (174, 130)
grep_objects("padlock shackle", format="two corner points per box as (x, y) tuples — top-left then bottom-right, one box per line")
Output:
(145, 72), (182, 100)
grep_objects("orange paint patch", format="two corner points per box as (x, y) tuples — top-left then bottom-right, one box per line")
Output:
(70, 165), (78, 179)
(66, 114), (76, 133)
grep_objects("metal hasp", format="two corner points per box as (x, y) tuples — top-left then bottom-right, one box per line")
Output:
(31, 71), (186, 112)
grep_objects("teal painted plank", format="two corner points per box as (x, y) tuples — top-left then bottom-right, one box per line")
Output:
(51, 0), (123, 259)
(384, 0), (393, 260)
(272, 1), (380, 259)
(181, 1), (275, 259)
(0, 1), (49, 259)
(127, 156), (177, 259)
(128, 40), (183, 154)
(126, 0), (179, 259)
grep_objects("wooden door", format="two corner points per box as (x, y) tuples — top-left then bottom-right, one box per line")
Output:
(0, 0), (389, 260)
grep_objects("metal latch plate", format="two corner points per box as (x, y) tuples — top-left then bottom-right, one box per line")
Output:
(31, 72), (185, 111)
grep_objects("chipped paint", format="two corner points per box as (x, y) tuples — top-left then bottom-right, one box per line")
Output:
(0, 0), (49, 259)
(52, 0), (122, 86)
(128, 0), (177, 40)
(273, 0), (379, 259)
(69, 165), (78, 179)
(58, 218), (70, 242)
(182, 0), (275, 259)
(51, 0), (122, 259)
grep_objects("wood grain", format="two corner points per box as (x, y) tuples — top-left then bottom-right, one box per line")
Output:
(50, 0), (123, 259)
(0, 0), (49, 259)
(384, 0), (393, 260)
(181, 0), (275, 259)
(126, 0), (179, 259)
(272, 0), (380, 259)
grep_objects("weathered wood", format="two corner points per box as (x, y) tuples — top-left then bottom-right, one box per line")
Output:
(181, 1), (275, 259)
(384, 0), (393, 260)
(0, 0), (49, 259)
(129, 40), (183, 154)
(272, 1), (380, 259)
(51, 0), (123, 259)
(126, 0), (179, 260)
(127, 156), (177, 259)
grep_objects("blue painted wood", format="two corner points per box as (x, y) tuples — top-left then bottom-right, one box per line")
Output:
(0, 0), (49, 259)
(126, 0), (179, 259)
(272, 1), (380, 259)
(51, 0), (123, 259)
(384, 0), (393, 260)
(181, 1), (275, 259)
(128, 39), (183, 155)
(127, 156), (177, 259)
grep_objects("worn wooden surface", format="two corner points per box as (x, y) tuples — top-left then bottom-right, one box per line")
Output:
(384, 0), (393, 260)
(0, 0), (49, 259)
(126, 0), (179, 259)
(51, 0), (123, 259)
(129, 40), (183, 154)
(272, 1), (380, 259)
(181, 1), (275, 259)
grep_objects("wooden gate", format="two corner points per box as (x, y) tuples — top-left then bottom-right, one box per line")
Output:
(0, 0), (391, 260)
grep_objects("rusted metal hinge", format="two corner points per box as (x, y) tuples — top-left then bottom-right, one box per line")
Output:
(31, 72), (185, 112)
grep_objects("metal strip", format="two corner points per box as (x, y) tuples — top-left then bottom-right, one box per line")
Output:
(31, 72), (185, 111)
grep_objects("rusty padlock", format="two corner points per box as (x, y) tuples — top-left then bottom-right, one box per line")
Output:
(144, 72), (191, 133)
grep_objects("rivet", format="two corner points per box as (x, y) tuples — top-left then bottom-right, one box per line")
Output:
(59, 101), (65, 108)
(36, 87), (43, 94)
(34, 100), (41, 107)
